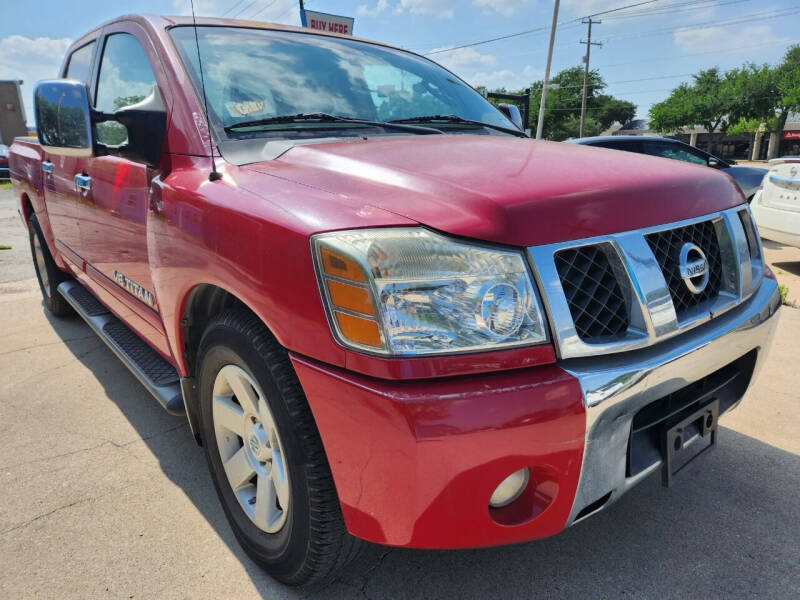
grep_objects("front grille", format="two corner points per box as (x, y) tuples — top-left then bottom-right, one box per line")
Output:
(554, 244), (628, 342)
(646, 220), (722, 319)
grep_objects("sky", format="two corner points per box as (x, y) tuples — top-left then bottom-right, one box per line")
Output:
(1, 0), (798, 125)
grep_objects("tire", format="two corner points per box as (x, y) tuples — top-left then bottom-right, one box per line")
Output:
(28, 214), (73, 317)
(197, 309), (363, 587)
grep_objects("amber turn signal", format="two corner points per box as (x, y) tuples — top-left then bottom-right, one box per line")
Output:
(334, 311), (382, 348)
(326, 279), (375, 316)
(320, 247), (367, 283)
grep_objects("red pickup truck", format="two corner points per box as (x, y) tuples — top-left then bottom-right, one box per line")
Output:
(9, 14), (780, 586)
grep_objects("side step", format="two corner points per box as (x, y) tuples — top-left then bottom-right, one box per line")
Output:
(58, 280), (185, 415)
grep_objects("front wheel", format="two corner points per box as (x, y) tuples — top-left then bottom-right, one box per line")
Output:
(197, 309), (363, 586)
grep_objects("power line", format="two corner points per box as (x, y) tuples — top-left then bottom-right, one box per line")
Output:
(596, 38), (799, 68)
(598, 6), (800, 43)
(230, 0), (260, 18)
(222, 0), (248, 16)
(601, 0), (750, 20)
(586, 0), (663, 17)
(246, 0), (279, 20)
(423, 0), (747, 56)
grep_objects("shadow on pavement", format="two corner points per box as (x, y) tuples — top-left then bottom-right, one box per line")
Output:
(45, 309), (800, 599)
(772, 261), (800, 277)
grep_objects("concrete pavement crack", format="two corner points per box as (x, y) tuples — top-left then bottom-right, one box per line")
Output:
(0, 498), (90, 536)
(0, 482), (139, 537)
(0, 334), (98, 357)
(0, 423), (188, 472)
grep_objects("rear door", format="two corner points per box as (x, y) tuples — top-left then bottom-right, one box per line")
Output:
(44, 40), (96, 268)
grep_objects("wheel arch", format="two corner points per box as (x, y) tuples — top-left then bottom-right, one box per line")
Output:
(176, 282), (282, 444)
(20, 192), (34, 226)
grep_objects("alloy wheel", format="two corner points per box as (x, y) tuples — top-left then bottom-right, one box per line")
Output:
(212, 364), (290, 533)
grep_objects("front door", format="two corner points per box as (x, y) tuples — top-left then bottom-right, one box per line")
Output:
(79, 25), (162, 324)
(75, 22), (172, 356)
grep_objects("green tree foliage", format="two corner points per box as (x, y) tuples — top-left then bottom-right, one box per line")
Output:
(650, 45), (800, 157)
(649, 68), (735, 153)
(96, 94), (147, 146)
(532, 67), (635, 139)
(478, 66), (635, 139)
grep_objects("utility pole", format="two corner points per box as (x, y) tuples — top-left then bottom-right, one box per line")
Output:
(535, 0), (560, 140)
(299, 0), (305, 9)
(579, 18), (601, 138)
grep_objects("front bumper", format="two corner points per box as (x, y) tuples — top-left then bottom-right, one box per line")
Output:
(291, 277), (780, 548)
(563, 275), (780, 524)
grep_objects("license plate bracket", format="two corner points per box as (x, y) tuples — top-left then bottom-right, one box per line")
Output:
(661, 399), (719, 487)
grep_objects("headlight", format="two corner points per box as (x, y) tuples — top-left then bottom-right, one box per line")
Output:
(312, 228), (548, 356)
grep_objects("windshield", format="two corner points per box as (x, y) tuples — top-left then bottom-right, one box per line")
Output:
(169, 26), (515, 139)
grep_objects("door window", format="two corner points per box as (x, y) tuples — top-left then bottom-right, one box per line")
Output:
(95, 33), (157, 147)
(593, 140), (643, 154)
(643, 142), (707, 165)
(65, 42), (96, 83)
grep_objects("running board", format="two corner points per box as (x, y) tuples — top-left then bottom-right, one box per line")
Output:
(58, 281), (184, 415)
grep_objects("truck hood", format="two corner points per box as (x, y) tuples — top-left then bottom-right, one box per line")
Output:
(243, 135), (744, 247)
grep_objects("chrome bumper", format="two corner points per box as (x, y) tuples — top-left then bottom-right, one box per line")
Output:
(562, 276), (781, 525)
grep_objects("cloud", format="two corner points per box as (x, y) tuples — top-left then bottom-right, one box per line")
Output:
(0, 35), (73, 125)
(357, 0), (389, 17)
(395, 0), (454, 19)
(467, 64), (541, 91)
(674, 24), (778, 53)
(561, 0), (619, 15)
(473, 0), (534, 18)
(429, 47), (497, 71)
(171, 0), (301, 25)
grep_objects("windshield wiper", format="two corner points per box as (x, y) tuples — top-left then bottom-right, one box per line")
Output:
(224, 112), (443, 135)
(387, 114), (527, 138)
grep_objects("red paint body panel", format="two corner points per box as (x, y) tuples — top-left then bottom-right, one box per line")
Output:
(6, 14), (750, 549)
(249, 135), (745, 247)
(291, 354), (586, 547)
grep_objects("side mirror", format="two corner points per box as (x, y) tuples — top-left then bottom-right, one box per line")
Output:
(707, 157), (722, 168)
(34, 80), (93, 157)
(109, 86), (167, 168)
(497, 103), (524, 131)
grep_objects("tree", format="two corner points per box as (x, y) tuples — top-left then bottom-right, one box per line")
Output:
(772, 45), (800, 155)
(649, 68), (735, 154)
(480, 66), (635, 139)
(650, 46), (800, 158)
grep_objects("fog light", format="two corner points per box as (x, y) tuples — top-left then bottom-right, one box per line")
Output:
(489, 467), (530, 508)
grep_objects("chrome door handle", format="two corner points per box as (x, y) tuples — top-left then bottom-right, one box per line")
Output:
(74, 174), (92, 192)
(42, 161), (54, 174)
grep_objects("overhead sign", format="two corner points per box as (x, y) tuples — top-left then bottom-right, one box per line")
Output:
(300, 9), (354, 35)
(782, 130), (800, 140)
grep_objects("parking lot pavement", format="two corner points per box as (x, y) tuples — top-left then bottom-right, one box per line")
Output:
(1, 188), (799, 598)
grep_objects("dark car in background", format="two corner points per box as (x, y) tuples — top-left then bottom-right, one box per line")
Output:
(0, 143), (10, 180)
(568, 135), (767, 201)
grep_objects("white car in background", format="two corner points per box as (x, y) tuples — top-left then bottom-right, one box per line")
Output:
(751, 157), (800, 248)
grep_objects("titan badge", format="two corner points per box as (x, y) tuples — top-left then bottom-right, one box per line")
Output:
(113, 270), (155, 307)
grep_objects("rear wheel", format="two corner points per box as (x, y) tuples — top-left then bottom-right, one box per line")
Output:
(28, 214), (73, 317)
(197, 309), (363, 586)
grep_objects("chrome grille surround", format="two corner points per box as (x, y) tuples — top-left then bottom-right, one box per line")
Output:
(528, 205), (764, 360)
